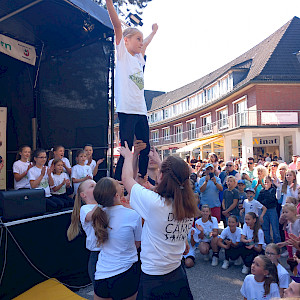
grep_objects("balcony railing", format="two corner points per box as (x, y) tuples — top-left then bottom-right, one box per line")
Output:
(150, 110), (300, 147)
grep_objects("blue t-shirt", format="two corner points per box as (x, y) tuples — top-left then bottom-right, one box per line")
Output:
(199, 176), (221, 208)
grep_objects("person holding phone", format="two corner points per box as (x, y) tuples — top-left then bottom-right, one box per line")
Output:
(199, 163), (223, 222)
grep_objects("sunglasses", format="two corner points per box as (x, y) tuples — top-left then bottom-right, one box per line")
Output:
(248, 162), (253, 165)
(226, 164), (233, 167)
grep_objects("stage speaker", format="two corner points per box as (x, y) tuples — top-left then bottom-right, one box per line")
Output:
(0, 189), (46, 221)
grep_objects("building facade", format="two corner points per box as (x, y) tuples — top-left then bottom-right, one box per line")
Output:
(147, 17), (300, 163)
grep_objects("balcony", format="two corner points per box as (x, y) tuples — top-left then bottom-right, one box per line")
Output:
(150, 110), (300, 147)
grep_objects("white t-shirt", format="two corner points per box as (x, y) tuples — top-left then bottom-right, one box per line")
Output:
(243, 199), (263, 216)
(52, 173), (69, 195)
(240, 274), (280, 299)
(71, 164), (93, 195)
(183, 227), (197, 259)
(48, 157), (71, 175)
(95, 205), (142, 280)
(277, 263), (290, 289)
(13, 160), (31, 189)
(242, 224), (266, 249)
(130, 184), (194, 275)
(27, 166), (51, 197)
(115, 37), (147, 115)
(194, 217), (219, 243)
(219, 226), (242, 244)
(85, 159), (96, 173)
(80, 204), (101, 252)
(277, 183), (300, 206)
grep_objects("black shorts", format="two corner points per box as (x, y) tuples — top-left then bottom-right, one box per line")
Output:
(94, 261), (140, 300)
(137, 264), (193, 300)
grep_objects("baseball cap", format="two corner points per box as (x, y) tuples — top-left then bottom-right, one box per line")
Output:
(245, 188), (255, 193)
(204, 163), (214, 170)
(238, 179), (245, 185)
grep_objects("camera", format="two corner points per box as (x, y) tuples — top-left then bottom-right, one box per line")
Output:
(209, 172), (214, 179)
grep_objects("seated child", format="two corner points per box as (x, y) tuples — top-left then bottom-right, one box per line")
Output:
(48, 145), (72, 177)
(240, 212), (266, 274)
(194, 204), (219, 267)
(13, 145), (32, 190)
(71, 150), (93, 195)
(240, 255), (280, 299)
(217, 215), (242, 269)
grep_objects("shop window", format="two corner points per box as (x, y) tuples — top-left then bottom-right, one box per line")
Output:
(231, 139), (242, 159)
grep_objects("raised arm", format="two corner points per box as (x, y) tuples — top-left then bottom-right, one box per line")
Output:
(105, 0), (123, 45)
(119, 141), (137, 195)
(141, 23), (158, 56)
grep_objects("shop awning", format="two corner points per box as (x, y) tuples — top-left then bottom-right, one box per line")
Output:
(176, 135), (223, 153)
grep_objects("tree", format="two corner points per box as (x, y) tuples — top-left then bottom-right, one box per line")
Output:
(93, 0), (152, 14)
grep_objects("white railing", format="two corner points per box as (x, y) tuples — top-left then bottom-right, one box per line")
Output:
(150, 110), (299, 147)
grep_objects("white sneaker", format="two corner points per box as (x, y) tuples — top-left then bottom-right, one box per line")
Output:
(221, 260), (229, 269)
(211, 256), (219, 266)
(242, 265), (249, 274)
(203, 254), (210, 261)
(281, 250), (289, 257)
(234, 257), (243, 266)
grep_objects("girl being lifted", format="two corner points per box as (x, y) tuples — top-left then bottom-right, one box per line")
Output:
(105, 0), (158, 181)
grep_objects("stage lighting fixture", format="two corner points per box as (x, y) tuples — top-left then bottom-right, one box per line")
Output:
(127, 13), (143, 26)
(83, 20), (95, 32)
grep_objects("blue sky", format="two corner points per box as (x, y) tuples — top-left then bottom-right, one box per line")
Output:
(134, 0), (300, 92)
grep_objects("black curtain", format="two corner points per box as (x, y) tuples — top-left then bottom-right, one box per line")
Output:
(0, 212), (90, 300)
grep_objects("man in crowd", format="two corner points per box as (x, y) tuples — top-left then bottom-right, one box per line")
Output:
(241, 157), (255, 189)
(289, 154), (299, 170)
(199, 163), (223, 222)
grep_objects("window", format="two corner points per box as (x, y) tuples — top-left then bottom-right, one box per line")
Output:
(206, 84), (219, 101)
(202, 115), (212, 134)
(151, 130), (159, 143)
(235, 100), (247, 127)
(163, 127), (170, 140)
(174, 124), (183, 142)
(187, 120), (196, 140)
(218, 108), (228, 129)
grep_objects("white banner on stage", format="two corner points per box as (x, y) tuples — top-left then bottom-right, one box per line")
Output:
(0, 34), (36, 66)
(0, 107), (7, 190)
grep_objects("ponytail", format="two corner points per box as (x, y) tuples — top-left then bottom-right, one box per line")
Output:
(16, 145), (31, 160)
(67, 189), (83, 241)
(258, 255), (279, 296)
(92, 177), (116, 246)
(92, 206), (109, 246)
(156, 156), (200, 221)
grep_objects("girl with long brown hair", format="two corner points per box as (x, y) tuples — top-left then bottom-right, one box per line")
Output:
(240, 212), (265, 275)
(120, 141), (199, 300)
(92, 177), (142, 300)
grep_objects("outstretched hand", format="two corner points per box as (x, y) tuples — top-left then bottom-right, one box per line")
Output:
(152, 23), (158, 34)
(133, 140), (146, 155)
(148, 146), (161, 166)
(119, 141), (132, 159)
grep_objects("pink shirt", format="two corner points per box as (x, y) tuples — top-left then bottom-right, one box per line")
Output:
(289, 162), (297, 170)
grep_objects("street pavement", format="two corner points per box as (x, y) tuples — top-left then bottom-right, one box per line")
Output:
(75, 248), (246, 300)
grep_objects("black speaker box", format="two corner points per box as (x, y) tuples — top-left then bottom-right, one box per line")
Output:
(0, 189), (46, 221)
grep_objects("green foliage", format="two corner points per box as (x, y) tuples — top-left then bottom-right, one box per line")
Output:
(93, 0), (152, 14)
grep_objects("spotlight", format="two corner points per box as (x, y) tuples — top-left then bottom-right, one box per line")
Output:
(127, 13), (143, 26)
(83, 20), (95, 32)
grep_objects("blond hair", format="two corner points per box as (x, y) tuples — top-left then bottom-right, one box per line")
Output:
(254, 165), (268, 178)
(67, 180), (91, 241)
(123, 27), (142, 38)
(282, 169), (297, 194)
(283, 203), (297, 213)
(226, 175), (236, 182)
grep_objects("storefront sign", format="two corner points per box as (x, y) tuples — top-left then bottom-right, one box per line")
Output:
(253, 136), (279, 147)
(0, 34), (36, 66)
(261, 112), (298, 125)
